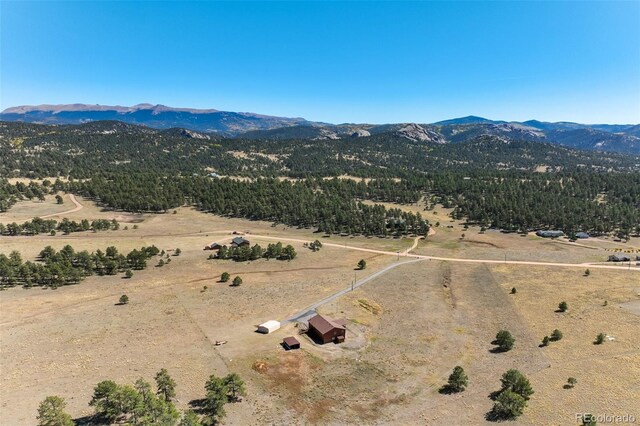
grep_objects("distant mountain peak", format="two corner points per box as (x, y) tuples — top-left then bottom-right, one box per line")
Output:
(434, 116), (500, 126)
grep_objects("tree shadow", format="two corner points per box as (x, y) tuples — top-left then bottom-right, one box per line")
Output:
(484, 409), (509, 422)
(488, 389), (502, 401)
(438, 384), (462, 395)
(563, 384), (573, 390)
(73, 414), (98, 426)
(489, 346), (510, 354)
(188, 398), (208, 415)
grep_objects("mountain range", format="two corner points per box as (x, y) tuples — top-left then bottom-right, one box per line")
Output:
(1, 103), (639, 154)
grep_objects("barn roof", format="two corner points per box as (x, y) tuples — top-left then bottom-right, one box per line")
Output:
(232, 237), (249, 245)
(308, 314), (346, 335)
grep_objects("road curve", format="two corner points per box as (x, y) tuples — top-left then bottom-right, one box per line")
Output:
(40, 194), (83, 218)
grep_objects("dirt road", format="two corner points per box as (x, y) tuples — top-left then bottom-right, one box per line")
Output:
(245, 233), (640, 272)
(40, 194), (83, 218)
(283, 258), (425, 323)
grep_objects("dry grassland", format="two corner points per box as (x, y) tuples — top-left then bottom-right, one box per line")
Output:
(1, 195), (638, 425)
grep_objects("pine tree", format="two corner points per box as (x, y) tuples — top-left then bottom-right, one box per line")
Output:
(155, 368), (177, 402)
(37, 396), (74, 426)
(445, 366), (468, 393)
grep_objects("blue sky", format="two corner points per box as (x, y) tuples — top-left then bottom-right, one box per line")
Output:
(1, 1), (639, 124)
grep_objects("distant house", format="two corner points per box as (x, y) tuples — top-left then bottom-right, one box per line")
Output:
(608, 254), (630, 262)
(282, 336), (300, 350)
(231, 237), (250, 248)
(308, 314), (346, 344)
(575, 232), (590, 239)
(203, 242), (223, 251)
(536, 230), (564, 238)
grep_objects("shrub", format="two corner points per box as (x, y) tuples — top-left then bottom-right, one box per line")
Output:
(510, 287), (517, 294)
(119, 294), (129, 305)
(232, 276), (242, 287)
(567, 377), (577, 388)
(558, 301), (568, 312)
(220, 272), (230, 282)
(551, 329), (563, 341)
(541, 336), (550, 347)
(595, 333), (606, 345)
(124, 269), (133, 279)
(357, 259), (367, 270)
(494, 330), (515, 352)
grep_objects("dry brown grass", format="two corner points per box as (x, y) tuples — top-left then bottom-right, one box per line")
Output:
(1, 197), (638, 424)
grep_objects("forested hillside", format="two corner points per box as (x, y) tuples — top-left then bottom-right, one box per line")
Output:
(1, 121), (639, 237)
(2, 121), (639, 178)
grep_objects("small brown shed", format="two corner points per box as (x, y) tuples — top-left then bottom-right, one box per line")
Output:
(283, 336), (300, 350)
(308, 314), (346, 344)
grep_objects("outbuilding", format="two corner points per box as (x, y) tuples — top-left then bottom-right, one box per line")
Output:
(204, 242), (223, 251)
(257, 320), (281, 334)
(608, 254), (630, 262)
(282, 336), (300, 350)
(575, 232), (590, 239)
(536, 230), (564, 238)
(308, 314), (346, 344)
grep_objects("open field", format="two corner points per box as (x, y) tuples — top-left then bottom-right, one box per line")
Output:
(0, 195), (638, 424)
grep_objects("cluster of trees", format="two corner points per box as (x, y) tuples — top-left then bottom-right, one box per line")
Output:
(440, 366), (534, 420)
(214, 242), (297, 262)
(62, 171), (640, 237)
(0, 244), (159, 288)
(541, 329), (563, 347)
(0, 179), (60, 211)
(307, 240), (323, 251)
(65, 175), (430, 238)
(36, 369), (245, 426)
(0, 217), (119, 236)
(435, 172), (640, 236)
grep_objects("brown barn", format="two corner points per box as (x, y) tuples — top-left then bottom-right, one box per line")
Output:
(308, 314), (346, 344)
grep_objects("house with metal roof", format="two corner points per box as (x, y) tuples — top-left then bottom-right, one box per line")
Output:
(231, 237), (250, 248)
(308, 314), (346, 344)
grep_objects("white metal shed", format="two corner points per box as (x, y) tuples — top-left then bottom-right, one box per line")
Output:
(257, 320), (281, 334)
